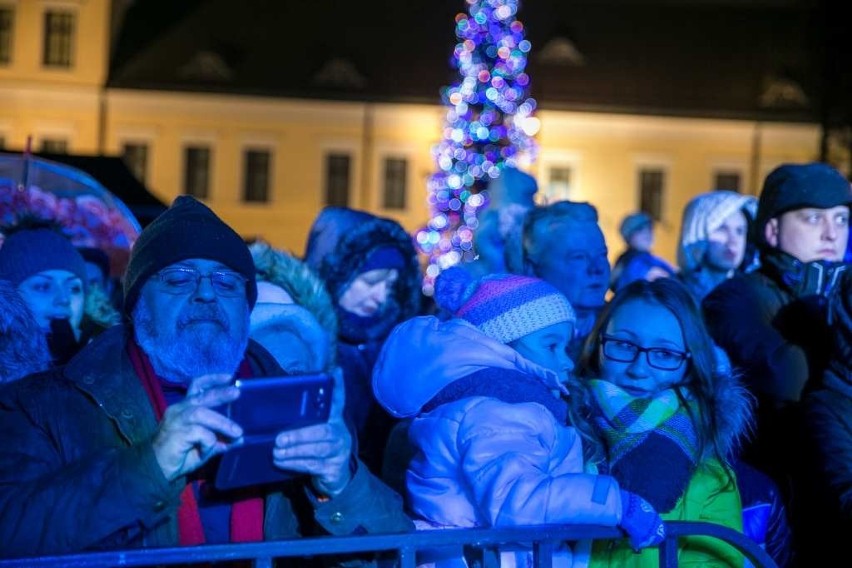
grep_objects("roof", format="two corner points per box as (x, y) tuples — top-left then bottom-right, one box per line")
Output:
(108, 0), (846, 123)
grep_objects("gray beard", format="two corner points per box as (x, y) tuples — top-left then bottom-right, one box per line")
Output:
(132, 296), (249, 384)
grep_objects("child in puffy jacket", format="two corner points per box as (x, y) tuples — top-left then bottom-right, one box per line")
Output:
(373, 273), (665, 567)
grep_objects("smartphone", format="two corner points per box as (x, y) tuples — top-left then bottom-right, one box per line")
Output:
(215, 373), (334, 491)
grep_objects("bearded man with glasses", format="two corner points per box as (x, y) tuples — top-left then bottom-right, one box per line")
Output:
(0, 196), (412, 559)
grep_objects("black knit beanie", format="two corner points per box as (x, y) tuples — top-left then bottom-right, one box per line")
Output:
(0, 228), (87, 287)
(123, 196), (257, 314)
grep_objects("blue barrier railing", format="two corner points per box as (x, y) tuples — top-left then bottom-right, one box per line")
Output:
(0, 521), (778, 568)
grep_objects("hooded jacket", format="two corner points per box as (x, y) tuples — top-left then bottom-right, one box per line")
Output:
(373, 316), (623, 566)
(304, 207), (421, 471)
(676, 191), (757, 302)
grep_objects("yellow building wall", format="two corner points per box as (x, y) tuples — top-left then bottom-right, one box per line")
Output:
(0, 0), (109, 152)
(106, 90), (441, 254)
(0, 0), (823, 267)
(534, 111), (820, 265)
(106, 89), (821, 263)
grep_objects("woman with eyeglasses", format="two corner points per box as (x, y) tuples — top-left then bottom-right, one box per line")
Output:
(579, 278), (751, 568)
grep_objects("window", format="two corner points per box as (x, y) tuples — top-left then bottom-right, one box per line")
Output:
(43, 10), (75, 68)
(243, 149), (271, 203)
(324, 153), (351, 207)
(0, 135), (5, 150)
(184, 146), (211, 199)
(122, 143), (148, 184)
(0, 7), (13, 65)
(382, 157), (407, 210)
(638, 168), (665, 221)
(546, 166), (572, 202)
(40, 138), (68, 153)
(713, 171), (742, 192)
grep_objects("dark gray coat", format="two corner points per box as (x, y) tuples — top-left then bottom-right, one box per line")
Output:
(0, 325), (412, 559)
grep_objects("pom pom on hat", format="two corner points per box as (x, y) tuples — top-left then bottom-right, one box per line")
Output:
(456, 274), (575, 344)
(433, 265), (476, 314)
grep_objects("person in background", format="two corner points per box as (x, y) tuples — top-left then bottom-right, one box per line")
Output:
(0, 279), (51, 383)
(0, 219), (119, 365)
(505, 200), (611, 360)
(676, 190), (794, 566)
(580, 278), (749, 568)
(304, 206), (422, 474)
(0, 196), (412, 559)
(702, 163), (850, 525)
(799, 270), (852, 563)
(373, 274), (665, 566)
(677, 191), (758, 303)
(249, 240), (337, 372)
(610, 212), (676, 293)
(468, 166), (538, 278)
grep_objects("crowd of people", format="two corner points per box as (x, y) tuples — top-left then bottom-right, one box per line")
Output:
(0, 161), (849, 567)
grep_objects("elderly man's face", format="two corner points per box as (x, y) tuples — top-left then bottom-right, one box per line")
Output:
(133, 258), (250, 384)
(530, 220), (610, 310)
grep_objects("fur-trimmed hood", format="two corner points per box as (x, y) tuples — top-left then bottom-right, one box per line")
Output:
(0, 280), (51, 382)
(303, 207), (421, 334)
(704, 368), (753, 463)
(250, 241), (338, 339)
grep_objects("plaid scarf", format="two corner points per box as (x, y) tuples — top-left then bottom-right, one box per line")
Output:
(588, 380), (699, 512)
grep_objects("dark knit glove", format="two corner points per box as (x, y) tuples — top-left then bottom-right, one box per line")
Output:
(619, 490), (666, 551)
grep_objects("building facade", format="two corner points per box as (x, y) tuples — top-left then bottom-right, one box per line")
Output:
(0, 0), (827, 263)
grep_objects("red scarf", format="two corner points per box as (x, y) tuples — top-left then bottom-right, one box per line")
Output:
(128, 340), (264, 545)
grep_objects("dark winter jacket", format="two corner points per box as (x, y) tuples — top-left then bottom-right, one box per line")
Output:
(702, 249), (845, 405)
(303, 207), (421, 472)
(703, 249), (846, 544)
(733, 460), (794, 567)
(798, 271), (852, 562)
(0, 325), (412, 559)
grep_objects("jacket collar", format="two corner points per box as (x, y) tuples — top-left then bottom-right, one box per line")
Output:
(760, 249), (848, 297)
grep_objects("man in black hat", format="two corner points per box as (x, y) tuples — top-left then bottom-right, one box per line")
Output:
(0, 196), (412, 558)
(702, 162), (851, 549)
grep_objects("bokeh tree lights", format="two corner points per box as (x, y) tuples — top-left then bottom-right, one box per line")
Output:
(416, 0), (539, 295)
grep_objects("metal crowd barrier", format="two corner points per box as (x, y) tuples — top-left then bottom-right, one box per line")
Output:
(0, 521), (778, 568)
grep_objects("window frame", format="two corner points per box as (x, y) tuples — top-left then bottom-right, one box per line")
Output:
(42, 9), (76, 69)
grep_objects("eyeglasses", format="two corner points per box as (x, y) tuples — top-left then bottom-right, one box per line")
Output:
(155, 267), (247, 297)
(600, 335), (690, 371)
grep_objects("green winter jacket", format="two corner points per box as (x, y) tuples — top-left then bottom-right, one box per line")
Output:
(590, 459), (744, 568)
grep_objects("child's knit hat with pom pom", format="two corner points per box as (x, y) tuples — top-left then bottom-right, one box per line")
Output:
(434, 267), (575, 344)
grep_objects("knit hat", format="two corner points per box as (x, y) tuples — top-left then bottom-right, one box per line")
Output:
(677, 191), (757, 271)
(620, 212), (653, 243)
(755, 162), (852, 248)
(454, 274), (575, 344)
(0, 228), (87, 287)
(123, 195), (257, 314)
(359, 245), (406, 274)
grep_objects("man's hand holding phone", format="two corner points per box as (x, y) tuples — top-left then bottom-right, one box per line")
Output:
(153, 373), (243, 482)
(272, 367), (352, 498)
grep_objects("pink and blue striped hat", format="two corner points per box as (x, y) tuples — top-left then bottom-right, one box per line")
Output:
(455, 274), (575, 344)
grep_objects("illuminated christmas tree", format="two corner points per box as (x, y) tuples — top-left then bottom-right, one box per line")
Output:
(416, 0), (538, 294)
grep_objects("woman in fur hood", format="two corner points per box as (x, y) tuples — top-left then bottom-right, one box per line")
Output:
(303, 207), (422, 472)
